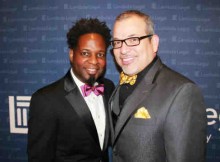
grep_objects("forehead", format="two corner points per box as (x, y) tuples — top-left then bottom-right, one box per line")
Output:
(113, 16), (146, 39)
(78, 33), (104, 42)
(77, 33), (106, 48)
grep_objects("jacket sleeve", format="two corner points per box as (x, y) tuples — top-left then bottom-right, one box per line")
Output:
(164, 83), (207, 162)
(27, 92), (57, 162)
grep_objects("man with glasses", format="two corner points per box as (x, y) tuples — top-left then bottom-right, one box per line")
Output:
(109, 10), (206, 162)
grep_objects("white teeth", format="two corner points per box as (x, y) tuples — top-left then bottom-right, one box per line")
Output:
(122, 58), (133, 62)
(88, 69), (96, 72)
(87, 68), (97, 74)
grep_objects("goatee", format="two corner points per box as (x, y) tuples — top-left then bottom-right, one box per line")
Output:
(87, 76), (96, 86)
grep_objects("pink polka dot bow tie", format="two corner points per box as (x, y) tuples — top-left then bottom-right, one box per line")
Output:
(80, 84), (104, 97)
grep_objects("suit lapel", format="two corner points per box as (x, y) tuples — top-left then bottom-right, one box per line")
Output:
(113, 58), (164, 142)
(102, 80), (117, 150)
(64, 71), (100, 147)
(108, 85), (120, 144)
(114, 81), (155, 141)
(102, 87), (110, 150)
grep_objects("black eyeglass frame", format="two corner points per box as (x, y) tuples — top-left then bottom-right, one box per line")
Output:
(111, 34), (153, 49)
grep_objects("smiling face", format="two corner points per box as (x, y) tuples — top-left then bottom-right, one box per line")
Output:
(69, 33), (107, 84)
(113, 15), (159, 76)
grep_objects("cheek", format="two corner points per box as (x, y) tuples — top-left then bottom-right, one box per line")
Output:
(74, 55), (86, 64)
(113, 52), (121, 63)
(98, 59), (106, 68)
(72, 58), (86, 71)
(115, 57), (122, 65)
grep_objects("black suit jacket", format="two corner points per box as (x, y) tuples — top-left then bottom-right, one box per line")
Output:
(109, 58), (207, 162)
(27, 70), (115, 162)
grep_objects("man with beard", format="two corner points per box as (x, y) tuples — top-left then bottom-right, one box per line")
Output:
(27, 18), (115, 162)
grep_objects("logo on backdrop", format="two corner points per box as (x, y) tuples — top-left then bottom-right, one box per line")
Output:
(8, 96), (31, 134)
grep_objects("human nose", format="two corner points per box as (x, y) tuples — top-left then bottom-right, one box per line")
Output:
(120, 41), (129, 55)
(88, 54), (98, 64)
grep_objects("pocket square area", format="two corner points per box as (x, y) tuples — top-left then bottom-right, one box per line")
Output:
(134, 107), (151, 119)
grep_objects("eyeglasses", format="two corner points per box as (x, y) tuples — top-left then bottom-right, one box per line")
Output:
(110, 34), (153, 49)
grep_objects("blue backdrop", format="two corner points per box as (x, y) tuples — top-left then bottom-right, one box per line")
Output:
(0, 0), (220, 161)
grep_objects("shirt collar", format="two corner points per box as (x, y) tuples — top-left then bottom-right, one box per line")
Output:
(136, 56), (158, 84)
(70, 68), (84, 89)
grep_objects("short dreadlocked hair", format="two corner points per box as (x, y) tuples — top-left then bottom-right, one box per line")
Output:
(67, 18), (111, 49)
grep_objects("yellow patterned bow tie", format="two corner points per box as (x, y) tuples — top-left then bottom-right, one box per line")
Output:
(120, 72), (137, 85)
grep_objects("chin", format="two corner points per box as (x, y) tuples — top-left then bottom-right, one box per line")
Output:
(86, 75), (97, 85)
(123, 67), (137, 75)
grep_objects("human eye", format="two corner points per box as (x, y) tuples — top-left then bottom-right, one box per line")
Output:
(112, 40), (121, 47)
(97, 52), (106, 58)
(128, 37), (139, 43)
(81, 51), (90, 57)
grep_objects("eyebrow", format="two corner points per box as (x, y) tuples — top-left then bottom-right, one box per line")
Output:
(113, 34), (139, 40)
(81, 48), (106, 53)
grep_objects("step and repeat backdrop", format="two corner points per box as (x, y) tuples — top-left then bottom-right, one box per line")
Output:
(0, 0), (220, 161)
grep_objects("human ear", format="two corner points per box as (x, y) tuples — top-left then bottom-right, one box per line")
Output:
(151, 34), (159, 53)
(69, 49), (74, 64)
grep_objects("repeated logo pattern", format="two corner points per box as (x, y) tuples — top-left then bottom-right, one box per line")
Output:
(0, 1), (219, 162)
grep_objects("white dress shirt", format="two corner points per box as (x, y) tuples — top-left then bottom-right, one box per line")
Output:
(70, 69), (106, 150)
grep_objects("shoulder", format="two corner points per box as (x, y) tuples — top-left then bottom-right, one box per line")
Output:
(151, 57), (194, 86)
(160, 64), (195, 85)
(103, 78), (115, 85)
(102, 78), (115, 93)
(155, 64), (203, 96)
(32, 76), (65, 99)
